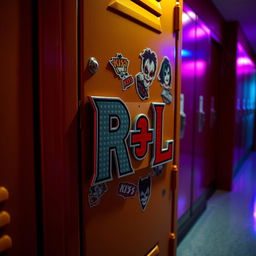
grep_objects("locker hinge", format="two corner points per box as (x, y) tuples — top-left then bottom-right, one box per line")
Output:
(169, 232), (176, 240)
(171, 165), (178, 191)
(0, 187), (9, 203)
(173, 3), (181, 32)
(0, 187), (12, 253)
(0, 235), (12, 253)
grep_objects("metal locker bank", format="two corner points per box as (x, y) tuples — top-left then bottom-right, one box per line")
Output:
(1, 0), (256, 255)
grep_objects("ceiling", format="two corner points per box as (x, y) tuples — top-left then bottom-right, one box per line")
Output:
(211, 0), (256, 55)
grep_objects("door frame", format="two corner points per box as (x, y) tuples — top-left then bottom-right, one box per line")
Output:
(38, 0), (80, 255)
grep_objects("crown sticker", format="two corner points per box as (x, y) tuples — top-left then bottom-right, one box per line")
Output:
(109, 53), (134, 90)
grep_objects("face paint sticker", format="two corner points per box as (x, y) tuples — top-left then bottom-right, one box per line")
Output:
(138, 176), (152, 211)
(109, 53), (134, 90)
(88, 183), (108, 208)
(118, 182), (137, 199)
(135, 48), (158, 100)
(158, 57), (173, 104)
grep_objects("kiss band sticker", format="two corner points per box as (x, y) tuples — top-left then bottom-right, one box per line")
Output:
(138, 176), (152, 211)
(158, 56), (172, 104)
(118, 182), (137, 199)
(88, 183), (108, 208)
(109, 53), (134, 90)
(135, 48), (158, 100)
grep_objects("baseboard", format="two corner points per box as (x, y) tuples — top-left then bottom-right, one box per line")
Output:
(177, 193), (207, 244)
(206, 180), (216, 199)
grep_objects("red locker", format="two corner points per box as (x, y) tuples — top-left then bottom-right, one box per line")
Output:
(0, 0), (37, 254)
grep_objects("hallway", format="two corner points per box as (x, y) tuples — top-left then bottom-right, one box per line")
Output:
(177, 152), (256, 256)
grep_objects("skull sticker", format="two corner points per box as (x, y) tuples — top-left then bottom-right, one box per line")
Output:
(138, 176), (152, 211)
(135, 48), (158, 100)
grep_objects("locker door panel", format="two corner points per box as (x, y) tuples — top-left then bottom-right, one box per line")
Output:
(178, 8), (196, 218)
(80, 0), (181, 255)
(192, 18), (210, 203)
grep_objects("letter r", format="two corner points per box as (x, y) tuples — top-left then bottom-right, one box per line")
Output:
(89, 96), (134, 185)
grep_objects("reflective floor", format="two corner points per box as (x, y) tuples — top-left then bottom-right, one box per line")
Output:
(177, 152), (256, 256)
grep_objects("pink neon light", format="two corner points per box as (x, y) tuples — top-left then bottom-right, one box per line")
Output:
(188, 28), (196, 39)
(237, 57), (254, 67)
(182, 60), (207, 77)
(196, 60), (207, 74)
(253, 198), (256, 233)
(237, 42), (244, 54)
(182, 12), (192, 26)
(187, 26), (210, 39)
(187, 10), (196, 19)
(196, 28), (205, 38)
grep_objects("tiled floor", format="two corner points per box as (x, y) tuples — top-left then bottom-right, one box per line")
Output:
(177, 152), (256, 256)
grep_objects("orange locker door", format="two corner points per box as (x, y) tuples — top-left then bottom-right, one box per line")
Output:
(80, 0), (182, 255)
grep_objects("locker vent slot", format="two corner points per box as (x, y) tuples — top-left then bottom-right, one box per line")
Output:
(108, 0), (162, 32)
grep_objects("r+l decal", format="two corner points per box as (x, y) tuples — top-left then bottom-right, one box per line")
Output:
(89, 96), (174, 186)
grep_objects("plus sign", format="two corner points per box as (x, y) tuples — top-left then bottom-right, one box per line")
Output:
(130, 114), (153, 160)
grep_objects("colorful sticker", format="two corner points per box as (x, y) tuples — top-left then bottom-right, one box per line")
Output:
(152, 165), (164, 176)
(118, 182), (137, 199)
(89, 96), (134, 186)
(135, 48), (158, 100)
(109, 53), (134, 90)
(138, 176), (152, 211)
(88, 183), (108, 208)
(89, 96), (174, 186)
(151, 102), (174, 167)
(158, 56), (172, 104)
(129, 114), (153, 160)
